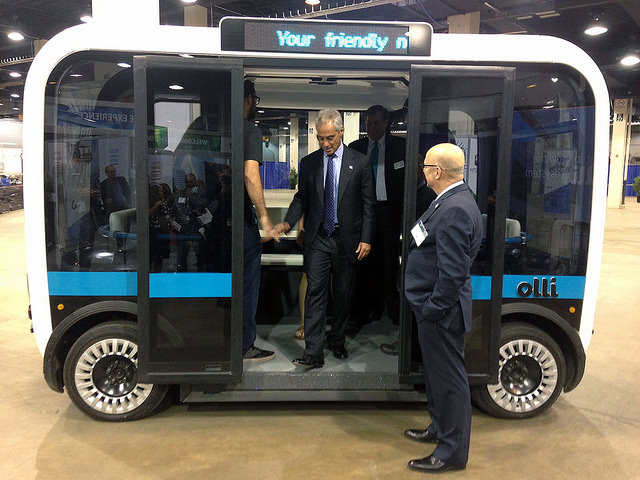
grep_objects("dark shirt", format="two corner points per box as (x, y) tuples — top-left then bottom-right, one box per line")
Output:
(244, 119), (263, 224)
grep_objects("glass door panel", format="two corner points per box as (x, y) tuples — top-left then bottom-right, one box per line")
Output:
(401, 66), (515, 383)
(134, 56), (244, 383)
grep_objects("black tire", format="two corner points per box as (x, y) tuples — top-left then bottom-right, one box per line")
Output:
(471, 322), (566, 419)
(63, 321), (168, 421)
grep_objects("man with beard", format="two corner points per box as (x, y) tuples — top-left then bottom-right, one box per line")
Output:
(240, 79), (276, 362)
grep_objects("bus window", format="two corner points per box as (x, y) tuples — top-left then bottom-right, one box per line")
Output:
(44, 54), (136, 274)
(509, 67), (595, 278)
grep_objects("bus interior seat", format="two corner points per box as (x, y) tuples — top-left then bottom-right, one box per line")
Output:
(481, 214), (522, 241)
(108, 208), (136, 251)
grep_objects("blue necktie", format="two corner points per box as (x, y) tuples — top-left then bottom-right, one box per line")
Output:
(323, 154), (336, 235)
(371, 141), (379, 181)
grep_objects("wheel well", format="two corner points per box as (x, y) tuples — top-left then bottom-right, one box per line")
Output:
(50, 312), (137, 392)
(501, 313), (580, 393)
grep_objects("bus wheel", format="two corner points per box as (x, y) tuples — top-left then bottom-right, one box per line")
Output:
(63, 321), (168, 421)
(471, 322), (566, 419)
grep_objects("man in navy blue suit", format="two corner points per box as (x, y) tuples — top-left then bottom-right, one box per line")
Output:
(274, 109), (375, 368)
(403, 143), (483, 473)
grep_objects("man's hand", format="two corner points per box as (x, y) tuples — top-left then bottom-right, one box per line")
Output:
(272, 221), (291, 242)
(259, 215), (275, 243)
(356, 242), (371, 261)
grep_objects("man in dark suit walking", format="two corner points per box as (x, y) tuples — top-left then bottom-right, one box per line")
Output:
(274, 109), (375, 368)
(403, 143), (483, 473)
(349, 105), (406, 329)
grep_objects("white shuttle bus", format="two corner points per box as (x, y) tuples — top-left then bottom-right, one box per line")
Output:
(23, 17), (608, 421)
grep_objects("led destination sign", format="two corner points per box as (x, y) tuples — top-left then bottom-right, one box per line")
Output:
(220, 18), (432, 56)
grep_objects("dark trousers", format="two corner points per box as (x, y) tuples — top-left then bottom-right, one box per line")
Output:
(242, 220), (262, 354)
(353, 202), (400, 323)
(303, 229), (355, 360)
(416, 302), (471, 466)
(176, 235), (202, 272)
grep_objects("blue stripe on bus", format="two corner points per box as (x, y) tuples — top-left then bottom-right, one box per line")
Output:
(47, 272), (232, 298)
(502, 275), (585, 299)
(48, 272), (137, 296)
(471, 276), (492, 300)
(48, 272), (583, 300)
(149, 273), (232, 298)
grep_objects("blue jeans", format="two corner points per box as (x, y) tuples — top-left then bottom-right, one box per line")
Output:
(242, 220), (262, 354)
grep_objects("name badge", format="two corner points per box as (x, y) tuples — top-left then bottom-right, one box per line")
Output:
(411, 219), (428, 246)
(393, 160), (405, 170)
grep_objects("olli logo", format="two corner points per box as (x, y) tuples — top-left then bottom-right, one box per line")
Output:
(517, 277), (558, 298)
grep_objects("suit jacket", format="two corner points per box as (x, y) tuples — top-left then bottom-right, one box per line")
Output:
(100, 176), (130, 216)
(284, 145), (376, 263)
(349, 134), (406, 226)
(404, 183), (483, 332)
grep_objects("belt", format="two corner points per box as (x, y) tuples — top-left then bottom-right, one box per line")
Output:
(320, 224), (340, 236)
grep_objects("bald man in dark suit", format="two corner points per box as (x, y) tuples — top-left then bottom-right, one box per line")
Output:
(403, 143), (483, 473)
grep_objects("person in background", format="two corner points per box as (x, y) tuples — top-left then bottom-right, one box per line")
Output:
(349, 105), (406, 332)
(100, 165), (130, 219)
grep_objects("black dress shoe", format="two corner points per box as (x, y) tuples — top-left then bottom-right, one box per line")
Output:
(408, 454), (465, 473)
(292, 355), (324, 369)
(331, 345), (348, 360)
(404, 428), (438, 443)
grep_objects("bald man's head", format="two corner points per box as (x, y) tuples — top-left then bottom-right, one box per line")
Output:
(426, 143), (465, 180)
(422, 143), (465, 194)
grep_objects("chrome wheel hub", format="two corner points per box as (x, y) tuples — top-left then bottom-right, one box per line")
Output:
(74, 338), (154, 415)
(487, 338), (559, 414)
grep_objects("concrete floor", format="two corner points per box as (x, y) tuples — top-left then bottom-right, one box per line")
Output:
(1, 203), (640, 480)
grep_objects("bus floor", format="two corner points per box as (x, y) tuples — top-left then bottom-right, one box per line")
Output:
(2, 204), (640, 480)
(246, 318), (399, 373)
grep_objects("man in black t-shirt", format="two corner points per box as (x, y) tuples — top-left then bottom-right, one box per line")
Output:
(241, 80), (276, 363)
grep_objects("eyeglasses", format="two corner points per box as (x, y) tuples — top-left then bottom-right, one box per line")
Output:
(419, 163), (440, 169)
(252, 94), (261, 105)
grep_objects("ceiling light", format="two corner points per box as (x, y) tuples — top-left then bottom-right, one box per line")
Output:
(179, 54), (194, 58)
(551, 77), (558, 83)
(0, 102), (3, 106)
(9, 72), (22, 78)
(117, 62), (131, 68)
(13, 105), (20, 111)
(181, 0), (197, 3)
(621, 55), (640, 66)
(585, 25), (607, 36)
(169, 84), (184, 90)
(10, 93), (20, 98)
(70, 73), (83, 77)
(258, 110), (265, 114)
(80, 15), (92, 23)
(306, 0), (321, 5)
(8, 31), (24, 41)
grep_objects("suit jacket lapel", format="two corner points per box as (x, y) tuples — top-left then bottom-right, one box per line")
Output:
(312, 150), (324, 205)
(337, 146), (353, 208)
